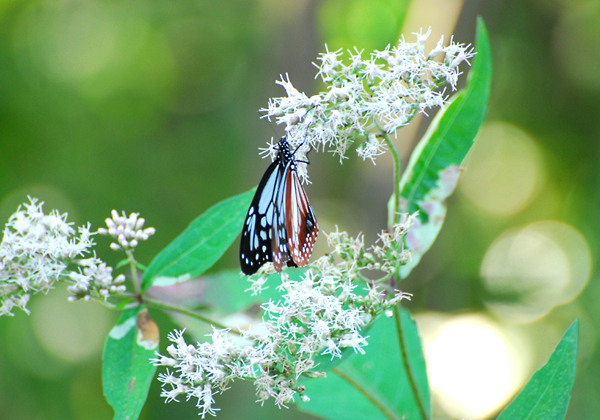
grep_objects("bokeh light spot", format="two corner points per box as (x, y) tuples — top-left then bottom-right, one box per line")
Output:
(31, 286), (114, 363)
(481, 221), (591, 323)
(42, 3), (120, 82)
(460, 122), (543, 216)
(416, 313), (530, 419)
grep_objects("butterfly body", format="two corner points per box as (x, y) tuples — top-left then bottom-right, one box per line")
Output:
(240, 138), (318, 275)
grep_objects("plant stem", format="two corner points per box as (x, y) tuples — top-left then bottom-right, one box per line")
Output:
(394, 305), (428, 420)
(376, 124), (405, 283)
(110, 291), (138, 299)
(376, 124), (402, 225)
(94, 298), (118, 309)
(144, 297), (241, 336)
(126, 249), (141, 296)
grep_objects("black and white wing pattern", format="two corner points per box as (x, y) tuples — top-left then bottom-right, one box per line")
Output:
(240, 137), (318, 275)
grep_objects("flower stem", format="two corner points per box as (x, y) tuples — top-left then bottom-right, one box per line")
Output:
(377, 125), (402, 225)
(144, 297), (241, 336)
(126, 250), (141, 296)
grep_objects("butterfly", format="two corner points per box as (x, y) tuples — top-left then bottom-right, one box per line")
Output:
(240, 137), (318, 275)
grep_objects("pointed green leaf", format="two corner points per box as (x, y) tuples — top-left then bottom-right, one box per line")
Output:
(497, 320), (579, 420)
(142, 189), (255, 291)
(396, 18), (492, 279)
(200, 270), (292, 315)
(116, 259), (130, 269)
(298, 307), (430, 420)
(163, 270), (308, 343)
(155, 269), (304, 320)
(103, 306), (159, 420)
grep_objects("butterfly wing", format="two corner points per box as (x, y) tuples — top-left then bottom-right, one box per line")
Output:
(240, 157), (295, 275)
(285, 167), (318, 266)
(271, 160), (296, 272)
(240, 160), (279, 275)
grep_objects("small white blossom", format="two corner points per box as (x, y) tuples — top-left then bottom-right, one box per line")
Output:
(357, 134), (388, 164)
(67, 258), (127, 300)
(245, 273), (269, 296)
(190, 384), (219, 418)
(339, 332), (369, 355)
(274, 381), (296, 408)
(371, 212), (418, 273)
(98, 210), (155, 251)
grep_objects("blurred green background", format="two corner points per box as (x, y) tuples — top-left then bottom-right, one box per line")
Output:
(1, 0), (599, 419)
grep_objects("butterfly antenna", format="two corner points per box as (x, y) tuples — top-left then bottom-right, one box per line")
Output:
(259, 111), (280, 138)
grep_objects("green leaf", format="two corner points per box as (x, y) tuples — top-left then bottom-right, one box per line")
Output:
(116, 259), (129, 270)
(114, 298), (136, 311)
(200, 270), (290, 315)
(102, 306), (159, 420)
(497, 320), (579, 420)
(318, 0), (410, 51)
(141, 189), (255, 291)
(298, 306), (430, 420)
(396, 18), (492, 279)
(164, 269), (303, 337)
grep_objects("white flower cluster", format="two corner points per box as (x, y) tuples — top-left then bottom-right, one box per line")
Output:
(0, 198), (148, 313)
(98, 210), (155, 251)
(371, 212), (418, 273)
(153, 329), (231, 418)
(318, 212), (417, 278)
(261, 271), (370, 360)
(67, 257), (126, 301)
(154, 216), (416, 417)
(0, 198), (94, 316)
(261, 29), (475, 177)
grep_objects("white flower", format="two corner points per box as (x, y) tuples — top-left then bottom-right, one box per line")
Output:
(357, 134), (388, 164)
(98, 210), (155, 251)
(339, 331), (369, 355)
(190, 384), (219, 418)
(245, 273), (269, 296)
(274, 381), (296, 408)
(67, 258), (127, 300)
